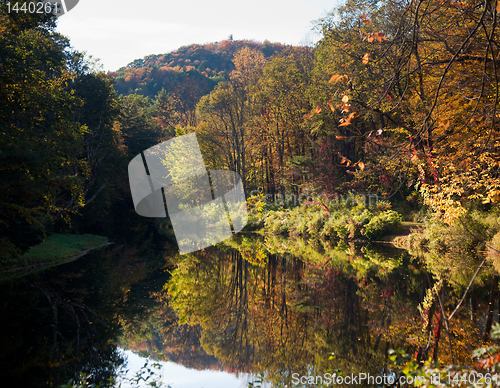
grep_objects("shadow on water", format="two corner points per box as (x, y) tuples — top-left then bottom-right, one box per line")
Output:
(0, 233), (496, 387)
(0, 242), (171, 387)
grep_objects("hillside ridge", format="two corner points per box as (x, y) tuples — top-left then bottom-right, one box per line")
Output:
(108, 39), (287, 97)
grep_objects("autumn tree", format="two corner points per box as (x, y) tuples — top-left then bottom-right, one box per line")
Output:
(197, 47), (266, 191)
(253, 48), (314, 196)
(0, 6), (88, 254)
(308, 0), (500, 217)
(0, 4), (124, 256)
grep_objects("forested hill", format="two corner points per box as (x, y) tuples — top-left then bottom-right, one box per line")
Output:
(109, 39), (286, 98)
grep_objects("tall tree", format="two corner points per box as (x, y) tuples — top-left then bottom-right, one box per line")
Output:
(255, 48), (313, 196)
(197, 47), (266, 191)
(0, 6), (86, 253)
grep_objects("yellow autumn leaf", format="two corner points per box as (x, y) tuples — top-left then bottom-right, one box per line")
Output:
(362, 53), (370, 65)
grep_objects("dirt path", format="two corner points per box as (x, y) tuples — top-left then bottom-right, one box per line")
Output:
(375, 222), (424, 247)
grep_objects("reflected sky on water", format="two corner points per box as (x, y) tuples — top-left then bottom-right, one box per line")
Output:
(118, 350), (253, 388)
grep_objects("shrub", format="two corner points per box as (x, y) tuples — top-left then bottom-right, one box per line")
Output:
(362, 210), (402, 240)
(259, 195), (403, 241)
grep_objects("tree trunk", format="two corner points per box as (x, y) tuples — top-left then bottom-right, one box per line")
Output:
(484, 275), (498, 341)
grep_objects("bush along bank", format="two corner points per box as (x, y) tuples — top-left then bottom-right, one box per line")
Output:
(248, 193), (402, 241)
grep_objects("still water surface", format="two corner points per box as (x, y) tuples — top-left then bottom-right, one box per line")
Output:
(0, 234), (492, 387)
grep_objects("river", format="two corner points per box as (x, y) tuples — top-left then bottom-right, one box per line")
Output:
(0, 233), (492, 387)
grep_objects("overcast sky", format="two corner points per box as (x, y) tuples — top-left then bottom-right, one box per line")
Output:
(55, 0), (339, 71)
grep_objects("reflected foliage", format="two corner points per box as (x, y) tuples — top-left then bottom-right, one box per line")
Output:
(159, 238), (423, 384)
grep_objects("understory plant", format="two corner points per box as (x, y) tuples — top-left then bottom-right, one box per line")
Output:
(261, 194), (402, 241)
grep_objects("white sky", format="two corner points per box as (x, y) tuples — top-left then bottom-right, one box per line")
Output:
(55, 0), (339, 71)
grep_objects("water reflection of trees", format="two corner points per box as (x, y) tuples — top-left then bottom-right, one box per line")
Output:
(0, 273), (122, 387)
(0, 243), (166, 387)
(161, 240), (426, 383)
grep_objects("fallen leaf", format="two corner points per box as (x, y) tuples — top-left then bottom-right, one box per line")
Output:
(362, 53), (370, 65)
(360, 14), (367, 19)
(315, 105), (322, 114)
(362, 19), (372, 24)
(368, 35), (374, 43)
(336, 136), (347, 140)
(497, 0), (500, 14)
(342, 95), (349, 103)
(328, 100), (335, 112)
(358, 161), (365, 170)
(303, 112), (313, 119)
(341, 43), (351, 50)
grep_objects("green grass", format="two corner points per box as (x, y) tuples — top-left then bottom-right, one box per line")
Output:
(0, 234), (109, 282)
(21, 234), (108, 262)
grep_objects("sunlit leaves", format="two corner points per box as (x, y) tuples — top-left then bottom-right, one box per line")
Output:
(328, 99), (335, 112)
(374, 32), (385, 43)
(339, 112), (356, 127)
(329, 74), (349, 84)
(338, 153), (351, 165)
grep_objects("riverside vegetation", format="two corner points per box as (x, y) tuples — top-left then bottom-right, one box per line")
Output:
(3, 0), (500, 386)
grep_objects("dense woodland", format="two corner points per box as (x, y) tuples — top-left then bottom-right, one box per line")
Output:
(4, 0), (500, 262)
(2, 0), (500, 385)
